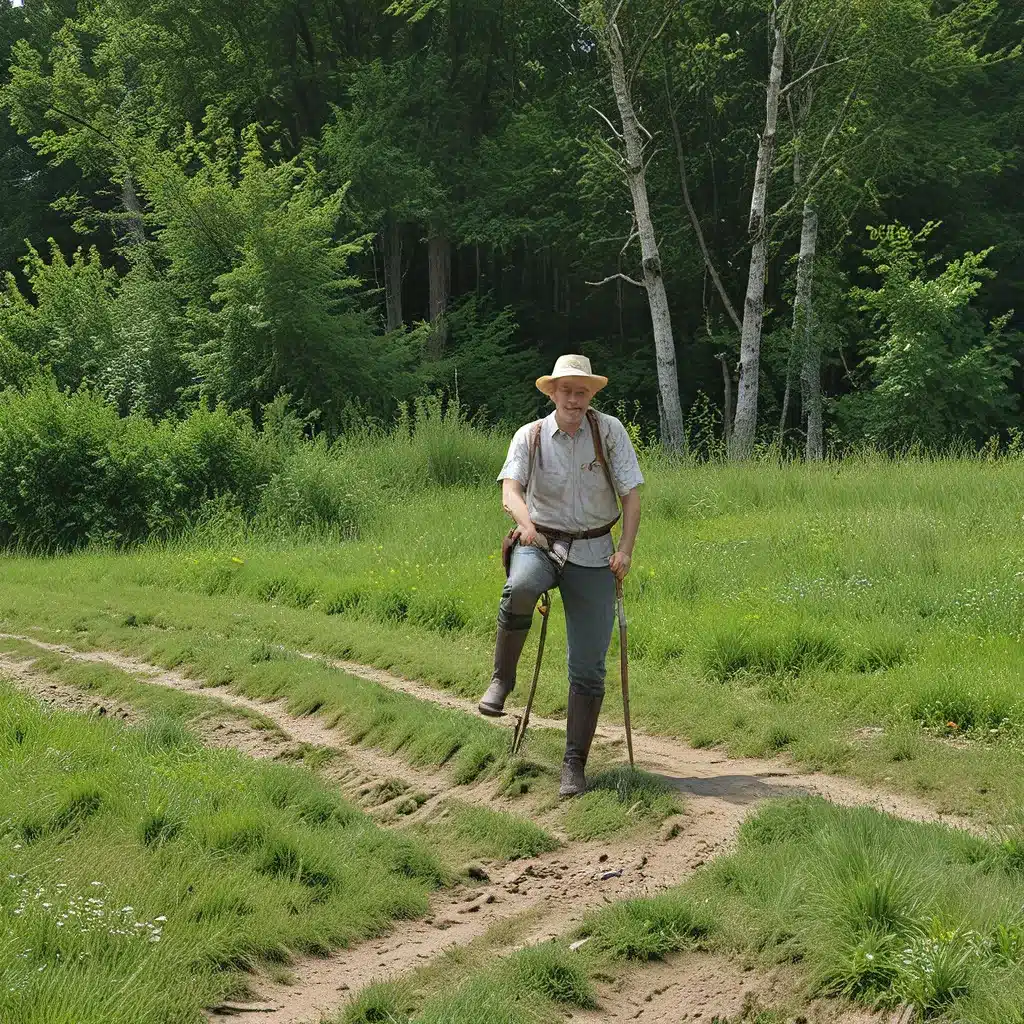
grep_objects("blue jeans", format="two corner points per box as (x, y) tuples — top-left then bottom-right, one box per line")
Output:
(497, 544), (617, 697)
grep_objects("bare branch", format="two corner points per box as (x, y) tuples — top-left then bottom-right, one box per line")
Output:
(586, 272), (646, 289)
(665, 75), (742, 332)
(780, 56), (851, 96)
(620, 220), (640, 258)
(642, 146), (661, 174)
(628, 4), (674, 89)
(590, 105), (623, 141)
(550, 0), (582, 25)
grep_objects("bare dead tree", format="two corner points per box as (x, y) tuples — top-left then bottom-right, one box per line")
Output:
(586, 2), (685, 449)
(730, 0), (788, 458)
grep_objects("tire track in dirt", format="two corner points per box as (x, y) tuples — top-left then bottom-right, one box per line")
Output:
(0, 635), (956, 1024)
(303, 646), (977, 834)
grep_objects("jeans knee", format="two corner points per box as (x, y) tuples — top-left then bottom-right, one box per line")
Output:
(502, 579), (542, 619)
(568, 653), (606, 697)
(498, 605), (533, 631)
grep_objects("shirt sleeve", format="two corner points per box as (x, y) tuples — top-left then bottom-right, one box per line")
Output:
(497, 424), (532, 485)
(604, 416), (645, 496)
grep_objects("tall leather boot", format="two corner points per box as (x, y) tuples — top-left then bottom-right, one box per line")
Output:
(478, 623), (530, 716)
(559, 691), (603, 797)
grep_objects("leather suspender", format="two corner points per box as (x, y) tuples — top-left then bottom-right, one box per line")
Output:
(586, 409), (619, 515)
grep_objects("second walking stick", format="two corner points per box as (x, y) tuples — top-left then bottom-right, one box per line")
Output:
(616, 578), (634, 766)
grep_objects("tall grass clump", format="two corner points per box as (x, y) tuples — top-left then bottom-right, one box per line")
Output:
(561, 767), (681, 841)
(0, 683), (445, 1024)
(677, 798), (1024, 1018)
(422, 802), (559, 861)
(347, 393), (505, 494)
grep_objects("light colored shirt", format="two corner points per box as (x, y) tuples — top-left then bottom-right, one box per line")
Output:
(497, 410), (644, 567)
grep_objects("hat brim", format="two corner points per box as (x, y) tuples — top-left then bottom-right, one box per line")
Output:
(536, 372), (608, 398)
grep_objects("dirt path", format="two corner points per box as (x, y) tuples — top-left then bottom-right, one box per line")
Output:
(307, 646), (974, 834)
(1, 634), (945, 1024)
(571, 952), (900, 1024)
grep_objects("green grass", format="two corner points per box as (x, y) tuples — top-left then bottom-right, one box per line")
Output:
(0, 628), (523, 789)
(354, 797), (1024, 1024)
(4, 455), (1024, 818)
(0, 681), (448, 1024)
(415, 802), (560, 862)
(336, 939), (596, 1024)
(561, 767), (681, 841)
(576, 797), (1024, 1019)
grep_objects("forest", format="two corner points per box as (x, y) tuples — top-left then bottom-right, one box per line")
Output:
(0, 0), (1020, 457)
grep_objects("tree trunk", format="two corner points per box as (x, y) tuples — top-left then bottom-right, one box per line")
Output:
(716, 353), (733, 447)
(730, 8), (785, 459)
(383, 216), (403, 333)
(796, 199), (822, 460)
(427, 232), (451, 358)
(606, 21), (684, 450)
(121, 170), (146, 247)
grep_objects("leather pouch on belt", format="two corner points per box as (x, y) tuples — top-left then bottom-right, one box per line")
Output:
(545, 535), (571, 572)
(501, 527), (520, 577)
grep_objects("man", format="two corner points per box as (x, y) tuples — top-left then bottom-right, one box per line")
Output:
(478, 354), (643, 797)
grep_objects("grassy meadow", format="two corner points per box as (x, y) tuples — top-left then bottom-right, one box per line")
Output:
(3, 421), (1024, 817)
(6, 413), (1024, 1021)
(0, 684), (448, 1024)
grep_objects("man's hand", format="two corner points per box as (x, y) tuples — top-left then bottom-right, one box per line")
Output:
(518, 523), (549, 550)
(609, 551), (632, 581)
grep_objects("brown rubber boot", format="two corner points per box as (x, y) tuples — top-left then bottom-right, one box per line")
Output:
(478, 625), (530, 716)
(559, 692), (603, 797)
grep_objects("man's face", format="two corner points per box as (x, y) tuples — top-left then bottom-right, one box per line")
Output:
(552, 379), (593, 427)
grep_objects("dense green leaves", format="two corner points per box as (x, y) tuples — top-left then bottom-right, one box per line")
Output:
(837, 223), (1017, 447)
(0, 0), (1020, 450)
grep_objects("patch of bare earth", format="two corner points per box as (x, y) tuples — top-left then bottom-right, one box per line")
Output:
(569, 951), (907, 1023)
(1, 635), (944, 1024)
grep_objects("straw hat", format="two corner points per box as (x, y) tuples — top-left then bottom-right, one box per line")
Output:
(535, 354), (608, 398)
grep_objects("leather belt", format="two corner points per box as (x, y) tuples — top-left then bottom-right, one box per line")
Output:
(533, 516), (620, 542)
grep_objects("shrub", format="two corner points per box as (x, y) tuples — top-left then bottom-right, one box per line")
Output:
(0, 379), (165, 549)
(0, 383), (280, 549)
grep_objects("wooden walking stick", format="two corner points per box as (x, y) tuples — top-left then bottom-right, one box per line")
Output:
(510, 591), (550, 757)
(616, 578), (634, 767)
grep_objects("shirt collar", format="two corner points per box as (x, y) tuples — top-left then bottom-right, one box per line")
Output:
(546, 410), (590, 439)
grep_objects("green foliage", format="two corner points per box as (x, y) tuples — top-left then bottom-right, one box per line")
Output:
(424, 802), (559, 862)
(0, 242), (188, 417)
(0, 684), (442, 1024)
(146, 125), (413, 428)
(0, 380), (278, 549)
(0, 333), (34, 390)
(0, 241), (117, 392)
(562, 767), (681, 841)
(321, 57), (445, 226)
(417, 296), (536, 425)
(836, 223), (1018, 448)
